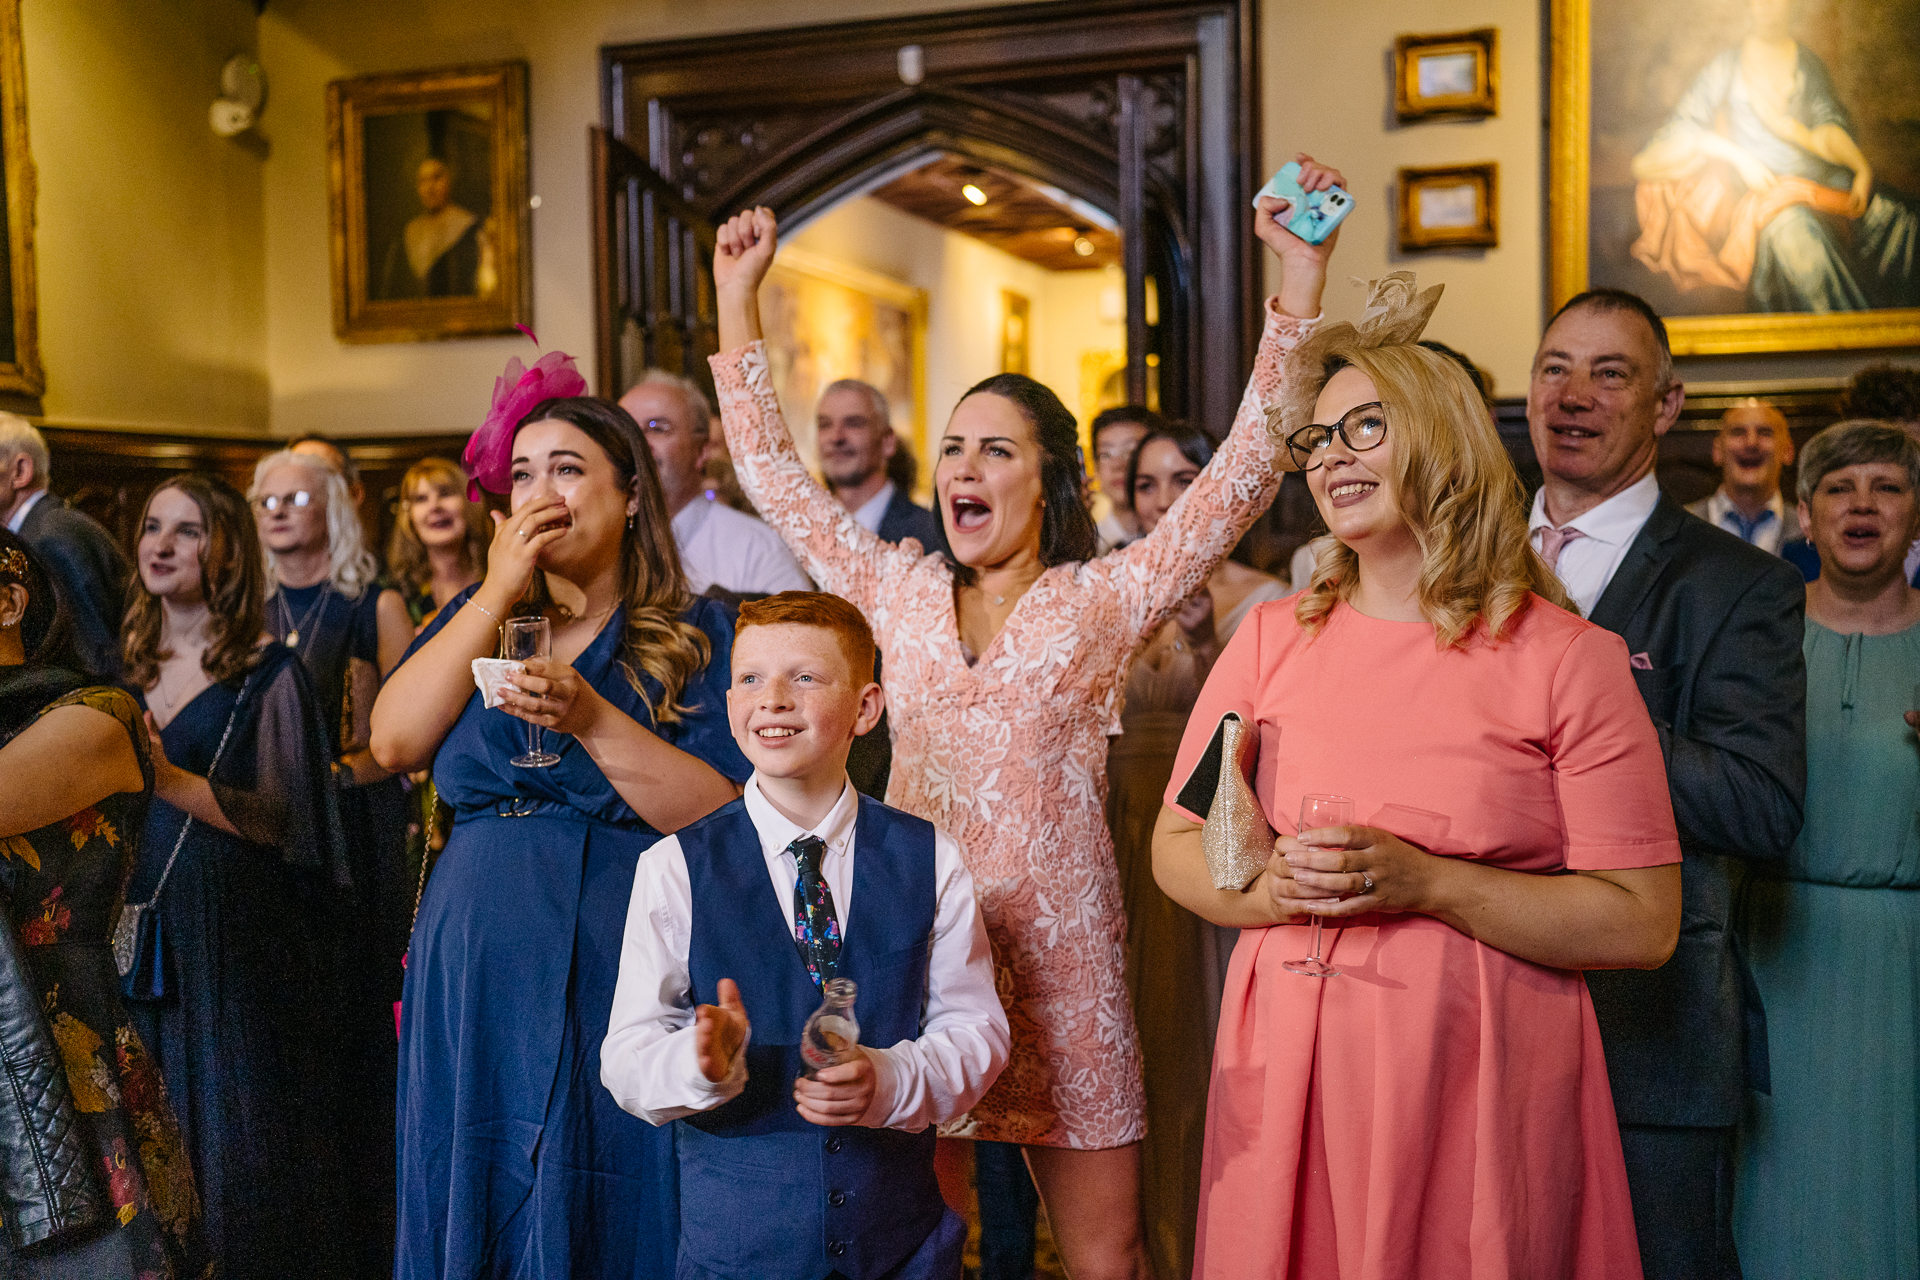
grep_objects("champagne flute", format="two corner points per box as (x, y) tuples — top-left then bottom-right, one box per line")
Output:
(504, 616), (561, 768)
(1283, 793), (1354, 977)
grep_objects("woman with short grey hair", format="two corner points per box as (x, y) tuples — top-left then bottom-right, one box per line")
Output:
(1735, 417), (1920, 1277)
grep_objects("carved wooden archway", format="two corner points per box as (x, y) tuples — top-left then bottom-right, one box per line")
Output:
(596, 0), (1259, 435)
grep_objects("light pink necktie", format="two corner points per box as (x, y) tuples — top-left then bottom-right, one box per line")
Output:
(1535, 524), (1586, 572)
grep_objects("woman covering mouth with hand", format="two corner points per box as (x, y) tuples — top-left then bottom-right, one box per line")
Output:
(705, 155), (1344, 1280)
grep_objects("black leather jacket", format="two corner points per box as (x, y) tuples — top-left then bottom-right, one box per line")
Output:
(0, 667), (107, 1249)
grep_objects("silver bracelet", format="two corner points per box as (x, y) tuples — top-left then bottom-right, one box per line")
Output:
(467, 598), (503, 631)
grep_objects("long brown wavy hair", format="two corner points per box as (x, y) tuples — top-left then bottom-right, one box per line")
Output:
(123, 473), (269, 687)
(1290, 340), (1573, 648)
(387, 456), (490, 601)
(510, 397), (709, 724)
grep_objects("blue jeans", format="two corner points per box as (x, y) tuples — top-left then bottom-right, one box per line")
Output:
(974, 1142), (1039, 1280)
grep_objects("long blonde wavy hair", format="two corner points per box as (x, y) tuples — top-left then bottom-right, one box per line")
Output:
(1276, 290), (1572, 648)
(249, 450), (381, 599)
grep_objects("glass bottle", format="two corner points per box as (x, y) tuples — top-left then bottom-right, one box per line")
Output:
(799, 977), (861, 1078)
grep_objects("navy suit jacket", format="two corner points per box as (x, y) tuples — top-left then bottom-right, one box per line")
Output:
(18, 493), (131, 681)
(1582, 492), (1807, 1129)
(875, 486), (949, 559)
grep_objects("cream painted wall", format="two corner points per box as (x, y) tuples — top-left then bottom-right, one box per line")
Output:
(24, 0), (1900, 441)
(24, 0), (267, 434)
(257, 0), (1030, 440)
(784, 195), (1122, 472)
(1261, 0), (1893, 393)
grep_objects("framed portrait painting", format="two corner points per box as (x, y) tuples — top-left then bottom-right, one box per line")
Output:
(759, 245), (927, 474)
(327, 62), (529, 344)
(0, 0), (41, 402)
(1550, 0), (1920, 355)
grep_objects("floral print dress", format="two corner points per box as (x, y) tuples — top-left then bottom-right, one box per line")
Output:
(1, 686), (208, 1278)
(710, 299), (1308, 1148)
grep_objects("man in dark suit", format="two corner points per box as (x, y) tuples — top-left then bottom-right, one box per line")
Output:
(816, 378), (948, 556)
(0, 416), (132, 679)
(1526, 290), (1806, 1280)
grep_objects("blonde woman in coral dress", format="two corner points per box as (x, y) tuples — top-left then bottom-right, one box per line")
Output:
(708, 158), (1345, 1279)
(1153, 298), (1684, 1279)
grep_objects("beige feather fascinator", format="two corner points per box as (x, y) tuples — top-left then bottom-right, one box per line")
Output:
(1266, 272), (1445, 466)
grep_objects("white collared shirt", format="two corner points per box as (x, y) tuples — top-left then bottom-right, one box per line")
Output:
(601, 775), (1009, 1131)
(669, 494), (811, 596)
(5, 487), (46, 534)
(847, 481), (896, 536)
(1703, 487), (1788, 555)
(1529, 471), (1662, 617)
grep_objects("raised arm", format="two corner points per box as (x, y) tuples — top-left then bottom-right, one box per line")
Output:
(1107, 155), (1341, 640)
(708, 208), (926, 617)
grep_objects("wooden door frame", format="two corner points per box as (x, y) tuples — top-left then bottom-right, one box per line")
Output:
(600, 0), (1260, 433)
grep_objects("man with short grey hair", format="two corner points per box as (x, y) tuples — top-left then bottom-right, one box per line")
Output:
(816, 378), (946, 555)
(1527, 288), (1805, 1280)
(0, 415), (131, 678)
(619, 369), (807, 596)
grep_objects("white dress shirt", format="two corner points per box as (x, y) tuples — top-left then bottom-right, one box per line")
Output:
(5, 487), (45, 533)
(670, 494), (811, 595)
(601, 776), (1009, 1132)
(847, 481), (896, 536)
(1702, 487), (1788, 555)
(1528, 471), (1663, 617)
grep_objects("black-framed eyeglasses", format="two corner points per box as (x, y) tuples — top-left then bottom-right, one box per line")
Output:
(253, 490), (314, 513)
(1287, 401), (1388, 471)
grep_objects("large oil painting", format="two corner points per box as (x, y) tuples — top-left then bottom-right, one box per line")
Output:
(760, 245), (926, 474)
(1551, 0), (1920, 354)
(0, 0), (40, 402)
(328, 62), (529, 344)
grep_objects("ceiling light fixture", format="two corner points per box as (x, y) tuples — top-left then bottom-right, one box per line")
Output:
(962, 183), (988, 206)
(1073, 236), (1096, 256)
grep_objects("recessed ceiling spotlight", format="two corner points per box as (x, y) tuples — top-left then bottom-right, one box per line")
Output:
(1073, 236), (1096, 256)
(962, 183), (988, 206)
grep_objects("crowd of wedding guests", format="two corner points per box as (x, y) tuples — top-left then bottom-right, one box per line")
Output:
(0, 151), (1913, 1280)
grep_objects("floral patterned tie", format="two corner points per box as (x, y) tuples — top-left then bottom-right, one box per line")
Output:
(790, 835), (842, 988)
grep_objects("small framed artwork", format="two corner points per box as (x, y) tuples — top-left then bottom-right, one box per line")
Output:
(1394, 29), (1498, 122)
(1398, 163), (1499, 251)
(327, 61), (530, 344)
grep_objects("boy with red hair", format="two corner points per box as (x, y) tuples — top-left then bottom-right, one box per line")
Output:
(602, 592), (1009, 1280)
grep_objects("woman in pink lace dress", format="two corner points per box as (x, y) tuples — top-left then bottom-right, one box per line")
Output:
(708, 161), (1342, 1279)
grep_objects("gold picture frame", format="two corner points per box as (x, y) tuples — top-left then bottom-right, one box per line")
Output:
(0, 0), (42, 401)
(327, 61), (530, 345)
(1398, 163), (1498, 251)
(1394, 29), (1498, 122)
(760, 245), (928, 475)
(1548, 0), (1920, 355)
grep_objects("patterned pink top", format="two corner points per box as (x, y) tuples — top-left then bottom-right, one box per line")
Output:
(710, 300), (1310, 1148)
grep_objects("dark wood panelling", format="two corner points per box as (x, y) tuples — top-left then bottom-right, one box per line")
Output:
(600, 0), (1257, 433)
(868, 155), (1119, 270)
(42, 427), (472, 560)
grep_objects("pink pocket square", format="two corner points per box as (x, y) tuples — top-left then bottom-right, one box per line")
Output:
(1630, 652), (1653, 670)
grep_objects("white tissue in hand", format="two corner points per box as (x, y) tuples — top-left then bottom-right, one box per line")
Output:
(472, 658), (526, 709)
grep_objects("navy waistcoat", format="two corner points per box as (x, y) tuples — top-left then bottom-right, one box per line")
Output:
(679, 794), (944, 1280)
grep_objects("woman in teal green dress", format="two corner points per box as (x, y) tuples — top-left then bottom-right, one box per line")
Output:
(1735, 419), (1920, 1278)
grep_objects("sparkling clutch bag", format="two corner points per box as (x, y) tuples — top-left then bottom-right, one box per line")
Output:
(1172, 711), (1273, 891)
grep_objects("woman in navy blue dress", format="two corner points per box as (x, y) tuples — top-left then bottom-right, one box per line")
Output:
(123, 474), (356, 1278)
(373, 368), (750, 1280)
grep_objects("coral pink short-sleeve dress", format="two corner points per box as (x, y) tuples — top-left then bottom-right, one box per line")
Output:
(1165, 596), (1680, 1279)
(711, 301), (1311, 1148)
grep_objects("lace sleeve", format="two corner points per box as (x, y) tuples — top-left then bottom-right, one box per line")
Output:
(710, 342), (931, 618)
(1099, 300), (1315, 641)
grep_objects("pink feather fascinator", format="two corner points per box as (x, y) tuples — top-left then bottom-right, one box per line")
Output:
(463, 347), (589, 499)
